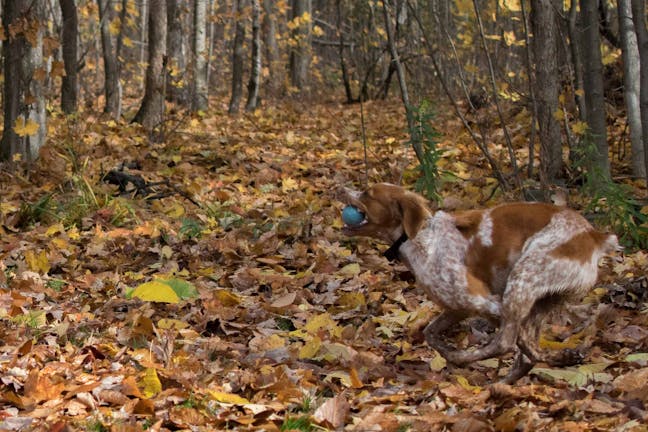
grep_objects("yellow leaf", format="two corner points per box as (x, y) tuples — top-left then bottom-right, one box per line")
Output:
(25, 250), (50, 274)
(455, 375), (482, 393)
(209, 390), (250, 405)
(499, 0), (521, 12)
(157, 318), (189, 330)
(572, 121), (589, 136)
(337, 292), (365, 309)
(215, 289), (241, 306)
(140, 368), (162, 398)
(539, 332), (582, 350)
(123, 36), (134, 48)
(299, 336), (322, 359)
(304, 313), (341, 337)
(281, 177), (299, 192)
(503, 31), (516, 46)
(338, 263), (360, 277)
(130, 281), (180, 303)
(13, 118), (40, 137)
(46, 223), (65, 237)
(430, 352), (447, 372)
(67, 226), (80, 240)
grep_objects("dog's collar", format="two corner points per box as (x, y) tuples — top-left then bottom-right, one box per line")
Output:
(384, 233), (408, 261)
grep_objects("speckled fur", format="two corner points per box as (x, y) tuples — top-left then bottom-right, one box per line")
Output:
(339, 183), (619, 383)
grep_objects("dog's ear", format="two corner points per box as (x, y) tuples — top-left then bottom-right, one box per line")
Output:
(397, 192), (430, 239)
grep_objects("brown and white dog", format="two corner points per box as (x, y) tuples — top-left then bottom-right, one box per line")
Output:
(340, 183), (619, 383)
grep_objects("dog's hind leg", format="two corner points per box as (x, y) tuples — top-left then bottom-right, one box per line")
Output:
(517, 295), (585, 368)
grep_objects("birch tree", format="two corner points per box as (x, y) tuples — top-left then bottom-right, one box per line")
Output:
(192, 0), (208, 112)
(618, 0), (645, 179)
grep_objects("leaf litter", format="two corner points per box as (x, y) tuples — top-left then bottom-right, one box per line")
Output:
(0, 100), (646, 431)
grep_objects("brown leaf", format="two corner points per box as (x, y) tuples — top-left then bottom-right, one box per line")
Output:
(313, 393), (349, 429)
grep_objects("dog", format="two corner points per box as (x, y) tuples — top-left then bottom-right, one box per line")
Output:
(339, 183), (619, 383)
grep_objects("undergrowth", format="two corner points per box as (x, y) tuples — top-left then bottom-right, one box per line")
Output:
(576, 136), (648, 249)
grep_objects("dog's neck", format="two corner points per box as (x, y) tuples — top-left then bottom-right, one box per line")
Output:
(383, 232), (408, 261)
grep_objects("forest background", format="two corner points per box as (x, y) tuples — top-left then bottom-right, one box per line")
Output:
(0, 0), (647, 431)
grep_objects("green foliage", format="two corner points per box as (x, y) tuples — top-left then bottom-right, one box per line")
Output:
(281, 415), (313, 432)
(576, 137), (648, 249)
(180, 217), (204, 239)
(406, 100), (445, 202)
(16, 194), (54, 228)
(204, 202), (244, 230)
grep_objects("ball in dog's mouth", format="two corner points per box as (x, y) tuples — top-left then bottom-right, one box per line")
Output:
(342, 205), (366, 226)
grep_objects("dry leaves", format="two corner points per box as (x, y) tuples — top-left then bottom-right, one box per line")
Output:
(0, 99), (646, 431)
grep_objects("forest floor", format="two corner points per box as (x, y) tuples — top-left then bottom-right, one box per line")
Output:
(0, 98), (647, 431)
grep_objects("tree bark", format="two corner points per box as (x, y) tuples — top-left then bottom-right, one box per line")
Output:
(1, 0), (29, 162)
(531, 0), (563, 184)
(228, 0), (246, 114)
(262, 0), (279, 94)
(1, 0), (47, 163)
(289, 0), (312, 91)
(618, 0), (646, 179)
(98, 0), (121, 117)
(167, 0), (189, 105)
(631, 0), (648, 182)
(192, 0), (208, 111)
(579, 0), (610, 179)
(245, 0), (261, 111)
(133, 0), (168, 131)
(59, 0), (78, 114)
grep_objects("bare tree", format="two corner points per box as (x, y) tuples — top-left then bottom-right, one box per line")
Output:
(289, 0), (312, 91)
(192, 0), (208, 111)
(579, 0), (610, 179)
(1, 0), (47, 163)
(59, 0), (78, 114)
(631, 0), (648, 181)
(531, 0), (563, 184)
(245, 0), (261, 111)
(618, 0), (646, 179)
(262, 0), (279, 94)
(167, 0), (189, 105)
(228, 0), (246, 114)
(97, 0), (121, 117)
(133, 0), (168, 132)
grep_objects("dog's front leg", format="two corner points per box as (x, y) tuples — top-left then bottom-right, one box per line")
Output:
(423, 310), (465, 358)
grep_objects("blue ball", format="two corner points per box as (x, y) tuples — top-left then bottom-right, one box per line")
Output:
(342, 205), (365, 225)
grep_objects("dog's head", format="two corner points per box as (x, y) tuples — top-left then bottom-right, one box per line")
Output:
(338, 183), (432, 243)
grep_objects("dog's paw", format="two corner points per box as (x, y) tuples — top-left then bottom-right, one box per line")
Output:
(552, 348), (585, 367)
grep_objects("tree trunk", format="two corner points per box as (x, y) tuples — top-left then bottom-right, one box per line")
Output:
(336, 0), (354, 103)
(619, 0), (646, 179)
(192, 0), (208, 111)
(133, 0), (168, 131)
(631, 0), (648, 182)
(579, 0), (610, 179)
(1, 0), (47, 163)
(98, 0), (121, 117)
(245, 0), (261, 111)
(531, 0), (563, 184)
(1, 0), (28, 161)
(289, 0), (312, 91)
(382, 0), (422, 162)
(59, 0), (78, 114)
(167, 0), (189, 105)
(228, 0), (246, 114)
(262, 0), (279, 94)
